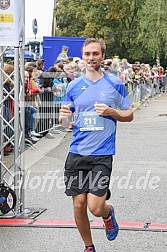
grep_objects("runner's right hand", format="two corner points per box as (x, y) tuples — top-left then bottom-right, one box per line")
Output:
(59, 104), (72, 123)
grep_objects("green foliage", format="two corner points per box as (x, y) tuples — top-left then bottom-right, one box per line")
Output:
(138, 0), (167, 60)
(54, 0), (167, 65)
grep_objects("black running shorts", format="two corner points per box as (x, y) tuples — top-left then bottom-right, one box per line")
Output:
(64, 152), (113, 197)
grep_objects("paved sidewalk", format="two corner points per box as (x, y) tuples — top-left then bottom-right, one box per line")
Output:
(0, 94), (167, 252)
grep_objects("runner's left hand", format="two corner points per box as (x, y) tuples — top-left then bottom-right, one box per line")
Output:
(94, 103), (112, 116)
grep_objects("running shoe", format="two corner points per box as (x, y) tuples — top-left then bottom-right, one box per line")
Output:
(31, 130), (42, 138)
(84, 247), (96, 252)
(103, 205), (119, 241)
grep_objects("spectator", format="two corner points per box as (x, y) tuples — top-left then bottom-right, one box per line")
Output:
(108, 61), (120, 77)
(69, 62), (82, 78)
(24, 70), (41, 142)
(151, 67), (159, 93)
(3, 63), (14, 93)
(122, 58), (132, 69)
(56, 45), (69, 62)
(25, 65), (43, 94)
(38, 66), (56, 92)
(52, 69), (67, 124)
(37, 59), (45, 71)
(77, 59), (86, 75)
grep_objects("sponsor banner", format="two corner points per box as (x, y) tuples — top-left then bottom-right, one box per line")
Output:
(0, 0), (24, 46)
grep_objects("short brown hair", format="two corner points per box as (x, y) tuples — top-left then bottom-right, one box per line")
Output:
(37, 59), (44, 67)
(4, 63), (14, 75)
(81, 38), (106, 54)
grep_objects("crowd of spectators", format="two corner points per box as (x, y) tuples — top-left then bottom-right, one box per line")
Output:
(2, 54), (167, 151)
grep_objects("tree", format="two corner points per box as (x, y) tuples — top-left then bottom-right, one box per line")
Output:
(55, 0), (86, 36)
(54, 0), (167, 65)
(138, 0), (167, 65)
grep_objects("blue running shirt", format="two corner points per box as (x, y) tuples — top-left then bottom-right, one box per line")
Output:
(63, 73), (131, 155)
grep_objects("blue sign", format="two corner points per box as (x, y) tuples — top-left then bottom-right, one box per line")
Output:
(32, 18), (38, 39)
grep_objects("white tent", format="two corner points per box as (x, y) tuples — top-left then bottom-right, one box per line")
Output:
(25, 0), (54, 43)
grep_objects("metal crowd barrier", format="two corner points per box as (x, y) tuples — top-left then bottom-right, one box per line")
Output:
(19, 75), (167, 137)
(25, 91), (63, 134)
(127, 76), (167, 109)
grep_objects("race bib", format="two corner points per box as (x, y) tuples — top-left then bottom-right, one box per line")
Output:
(79, 112), (104, 131)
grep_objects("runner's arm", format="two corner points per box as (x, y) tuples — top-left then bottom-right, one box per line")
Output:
(94, 103), (133, 122)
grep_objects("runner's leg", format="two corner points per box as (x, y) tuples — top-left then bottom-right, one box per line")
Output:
(72, 193), (93, 246)
(87, 192), (110, 218)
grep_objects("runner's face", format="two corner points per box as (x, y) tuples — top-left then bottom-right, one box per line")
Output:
(82, 42), (105, 72)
